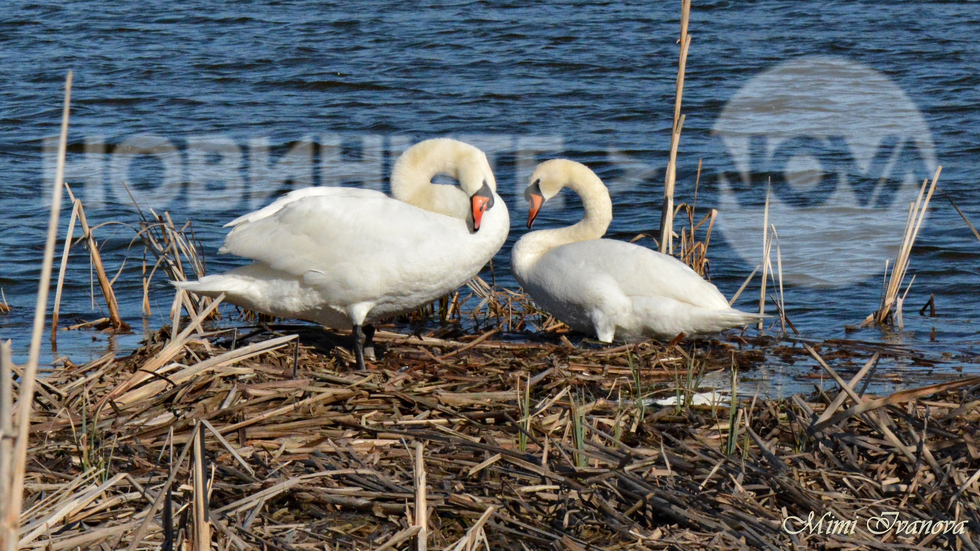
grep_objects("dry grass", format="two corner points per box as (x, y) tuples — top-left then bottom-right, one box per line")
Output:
(863, 167), (943, 328)
(51, 183), (132, 343)
(4, 314), (977, 550)
(133, 204), (216, 322)
(672, 161), (716, 279)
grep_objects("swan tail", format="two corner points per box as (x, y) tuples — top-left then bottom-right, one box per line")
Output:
(699, 308), (768, 332)
(628, 296), (767, 337)
(663, 308), (765, 335)
(173, 274), (253, 298)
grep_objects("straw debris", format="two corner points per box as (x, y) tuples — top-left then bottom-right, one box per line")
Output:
(7, 313), (979, 550)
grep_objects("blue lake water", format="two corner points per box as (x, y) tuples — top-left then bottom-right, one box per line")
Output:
(1, 0), (978, 396)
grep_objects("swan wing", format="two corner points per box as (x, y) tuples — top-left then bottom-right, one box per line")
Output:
(535, 239), (732, 311)
(223, 186), (368, 228)
(220, 187), (472, 303)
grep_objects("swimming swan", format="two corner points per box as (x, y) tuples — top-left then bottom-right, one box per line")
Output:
(511, 159), (759, 342)
(177, 138), (509, 368)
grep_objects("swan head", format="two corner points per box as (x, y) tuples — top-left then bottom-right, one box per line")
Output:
(392, 138), (499, 231)
(524, 158), (579, 229)
(454, 144), (497, 231)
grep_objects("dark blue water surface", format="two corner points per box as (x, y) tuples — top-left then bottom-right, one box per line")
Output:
(1, 1), (978, 395)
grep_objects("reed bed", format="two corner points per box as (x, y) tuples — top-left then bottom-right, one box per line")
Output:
(5, 307), (977, 550)
(862, 167), (943, 329)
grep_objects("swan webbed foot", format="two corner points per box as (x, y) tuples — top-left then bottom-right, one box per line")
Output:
(363, 324), (376, 361)
(352, 324), (367, 370)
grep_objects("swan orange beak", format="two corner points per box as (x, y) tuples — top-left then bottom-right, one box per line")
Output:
(471, 181), (495, 232)
(527, 193), (543, 229)
(472, 194), (491, 231)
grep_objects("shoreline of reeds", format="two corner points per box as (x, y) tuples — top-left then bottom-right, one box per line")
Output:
(7, 307), (978, 550)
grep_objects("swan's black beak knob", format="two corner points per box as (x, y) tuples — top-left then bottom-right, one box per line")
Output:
(525, 180), (544, 229)
(471, 181), (495, 231)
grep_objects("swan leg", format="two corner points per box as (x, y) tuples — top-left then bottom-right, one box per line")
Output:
(352, 324), (366, 370)
(363, 324), (376, 361)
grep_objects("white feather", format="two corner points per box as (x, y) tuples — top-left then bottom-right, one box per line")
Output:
(511, 159), (760, 342)
(177, 139), (509, 329)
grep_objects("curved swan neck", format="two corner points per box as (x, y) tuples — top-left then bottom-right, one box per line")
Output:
(390, 139), (482, 217)
(563, 162), (612, 241)
(513, 161), (612, 274)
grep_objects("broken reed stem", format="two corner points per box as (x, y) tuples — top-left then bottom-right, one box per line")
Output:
(659, 0), (691, 255)
(938, 186), (980, 243)
(125, 422), (201, 551)
(660, 115), (686, 256)
(672, 2), (691, 132)
(896, 275), (916, 330)
(50, 199), (80, 344)
(872, 166), (942, 325)
(758, 183), (771, 330)
(192, 424), (210, 551)
(729, 264), (760, 306)
(414, 441), (428, 551)
(0, 342), (11, 513)
(772, 227), (789, 334)
(0, 70), (71, 551)
(63, 185), (130, 332)
(137, 209), (212, 319)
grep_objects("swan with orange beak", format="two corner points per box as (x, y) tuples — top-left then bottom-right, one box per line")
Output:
(178, 139), (509, 370)
(512, 159), (760, 343)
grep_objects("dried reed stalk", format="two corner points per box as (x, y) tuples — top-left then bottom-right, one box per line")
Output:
(659, 0), (691, 255)
(67, 185), (129, 332)
(938, 186), (980, 243)
(772, 227), (788, 333)
(125, 422), (201, 551)
(415, 441), (428, 551)
(444, 506), (494, 551)
(758, 184), (771, 330)
(50, 199), (80, 343)
(0, 342), (11, 512)
(0, 70), (71, 551)
(192, 425), (210, 551)
(677, 207), (716, 277)
(96, 294), (225, 410)
(864, 166), (942, 326)
(137, 209), (213, 320)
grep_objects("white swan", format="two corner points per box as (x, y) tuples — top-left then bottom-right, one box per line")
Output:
(177, 138), (509, 368)
(511, 159), (759, 342)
